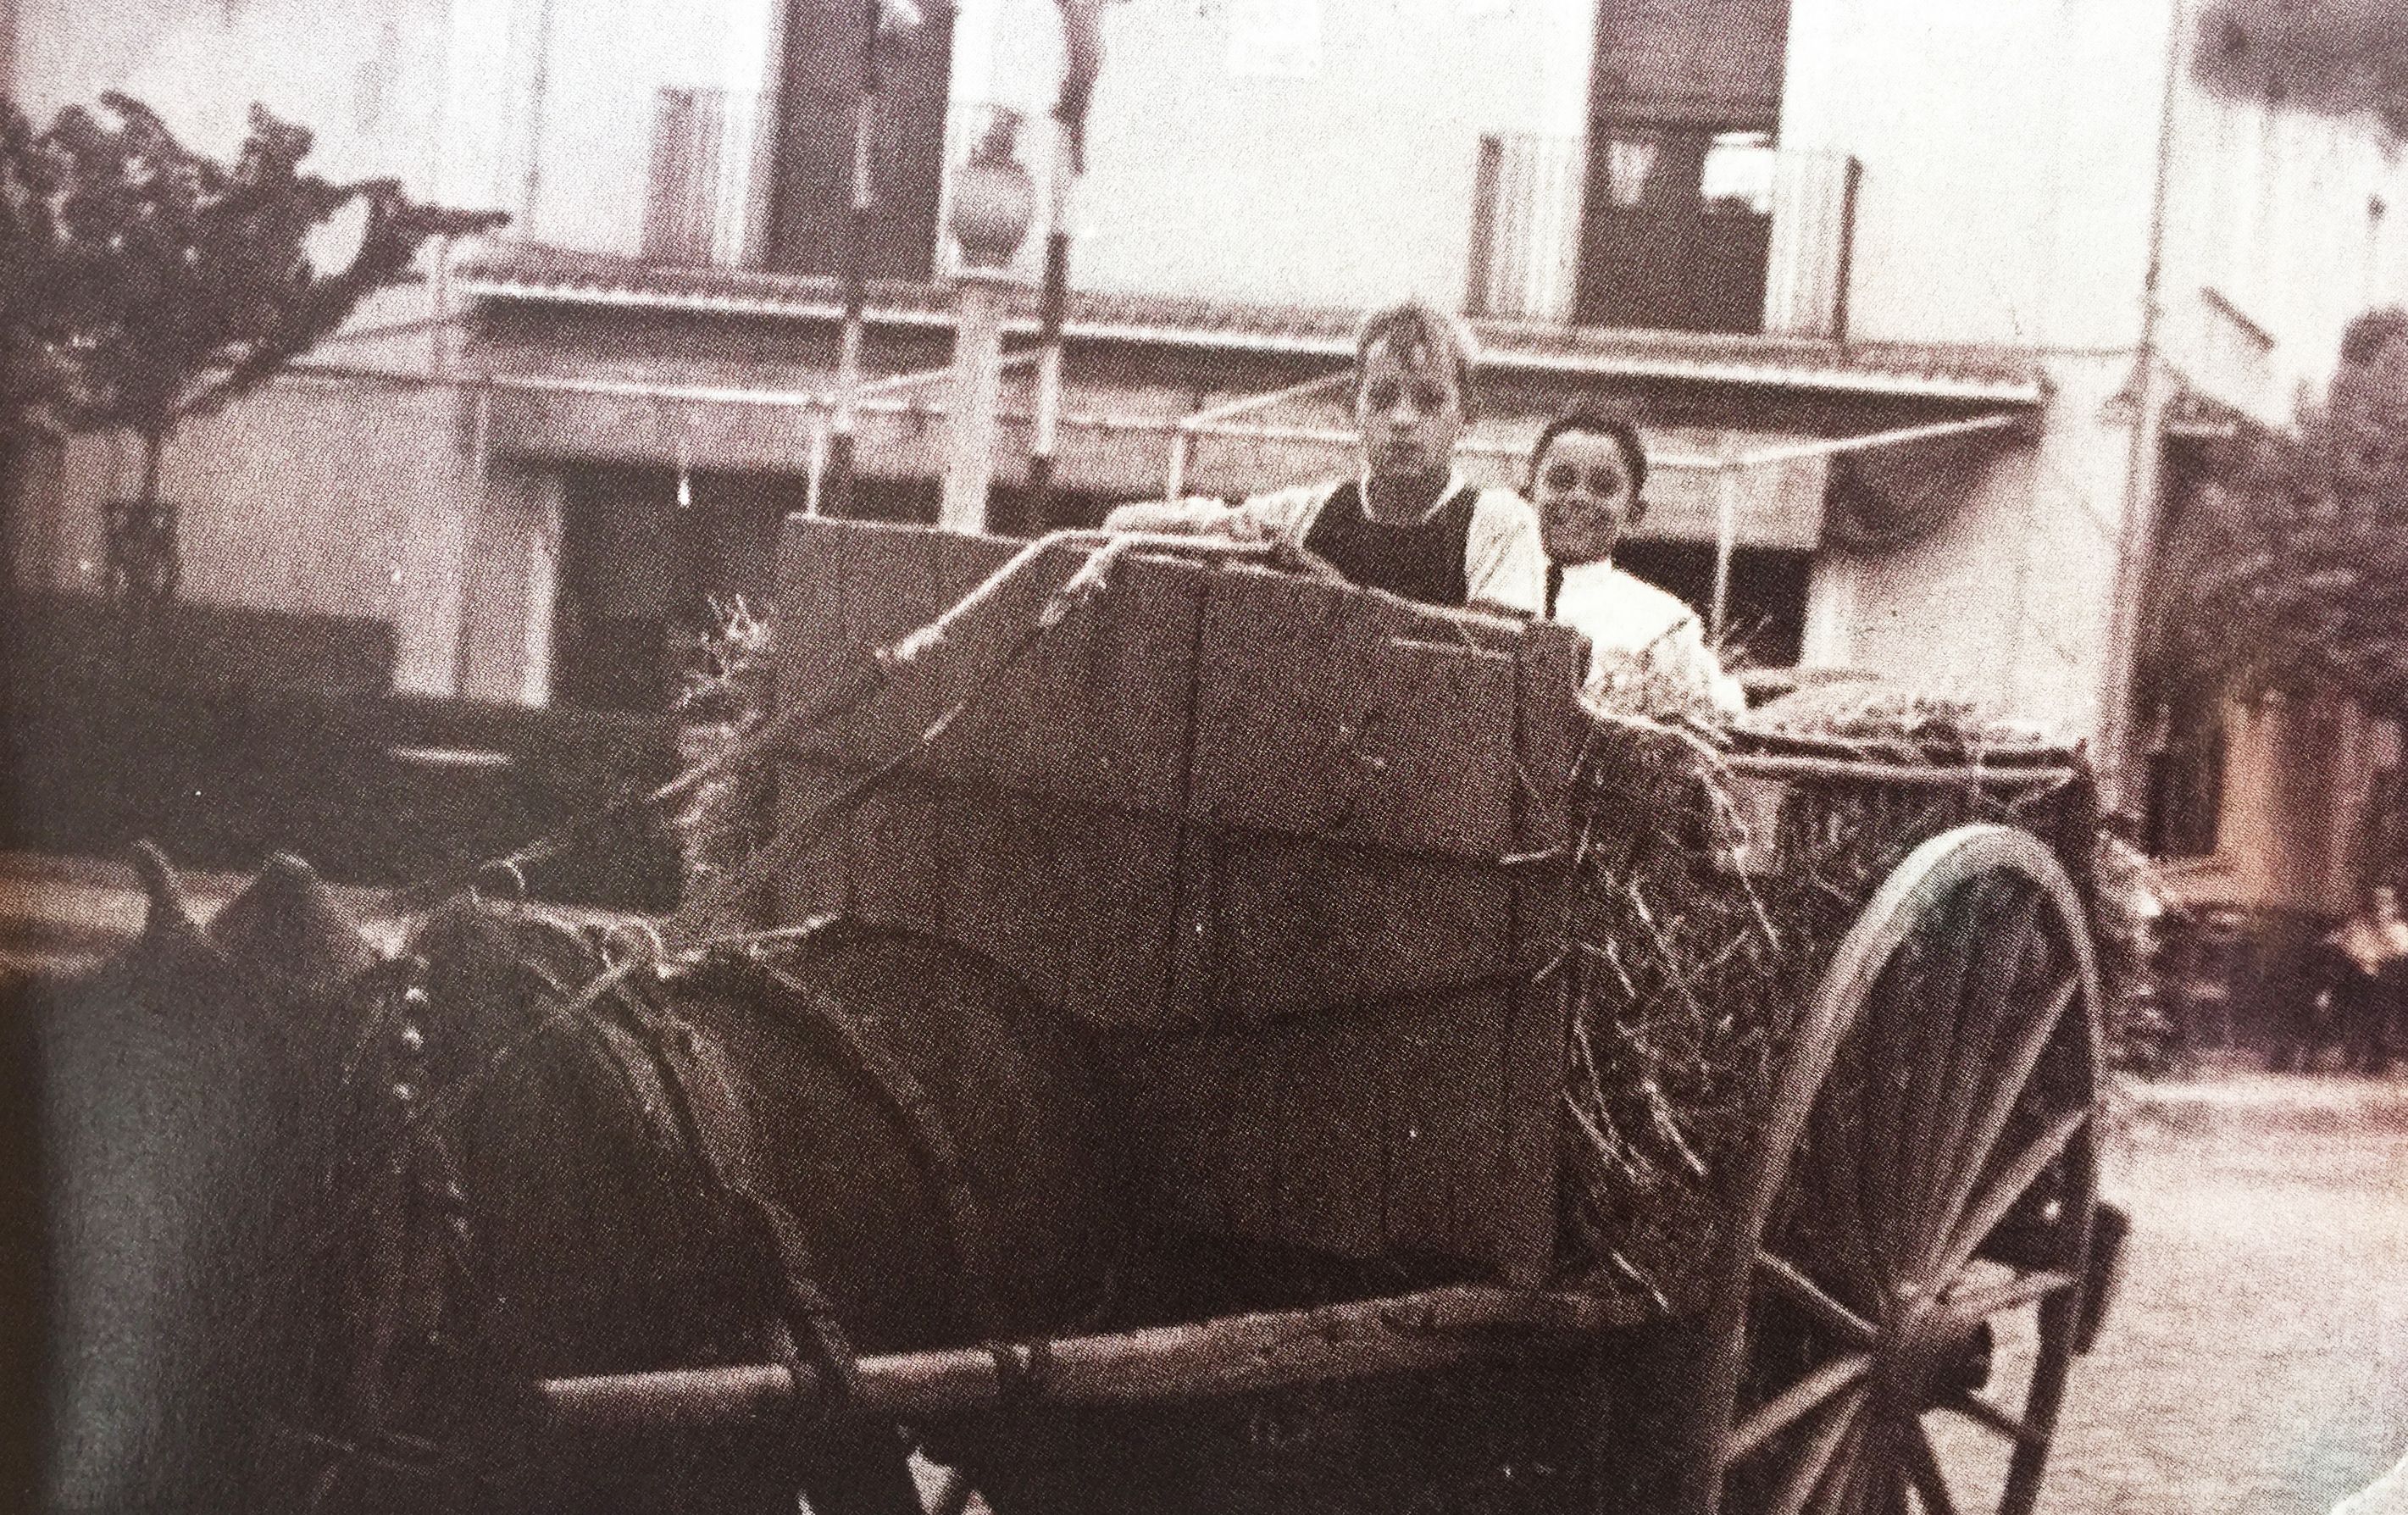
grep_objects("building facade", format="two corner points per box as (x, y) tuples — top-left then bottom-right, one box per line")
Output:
(8, 0), (2405, 814)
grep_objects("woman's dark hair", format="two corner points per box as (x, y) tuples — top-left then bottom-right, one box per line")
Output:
(1529, 406), (1649, 497)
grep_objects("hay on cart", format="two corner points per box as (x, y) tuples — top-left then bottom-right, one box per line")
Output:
(1550, 686), (2102, 1316)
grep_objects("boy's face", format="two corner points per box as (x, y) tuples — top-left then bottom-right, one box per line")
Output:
(1533, 428), (1638, 565)
(1356, 337), (1464, 485)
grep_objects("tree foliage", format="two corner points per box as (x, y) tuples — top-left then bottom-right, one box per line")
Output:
(1, 92), (503, 450)
(2151, 308), (2408, 713)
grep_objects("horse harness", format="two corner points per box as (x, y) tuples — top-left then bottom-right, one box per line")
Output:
(264, 922), (936, 1513)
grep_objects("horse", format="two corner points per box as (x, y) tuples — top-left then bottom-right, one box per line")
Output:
(12, 846), (380, 1514)
(14, 847), (1118, 1515)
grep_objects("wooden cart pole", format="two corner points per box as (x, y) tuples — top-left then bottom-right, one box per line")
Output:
(531, 1285), (1633, 1437)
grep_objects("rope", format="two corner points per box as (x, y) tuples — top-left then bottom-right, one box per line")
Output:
(391, 528), (1246, 919)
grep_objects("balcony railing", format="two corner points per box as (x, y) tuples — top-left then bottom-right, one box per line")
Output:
(641, 86), (762, 268)
(1466, 132), (1861, 341)
(1465, 133), (1587, 327)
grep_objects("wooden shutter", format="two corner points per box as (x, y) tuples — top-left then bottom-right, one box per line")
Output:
(1590, 0), (1791, 129)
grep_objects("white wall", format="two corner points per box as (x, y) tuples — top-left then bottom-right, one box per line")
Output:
(2156, 72), (2408, 424)
(955, 0), (1598, 311)
(1777, 0), (2174, 352)
(456, 0), (779, 255)
(1801, 355), (2139, 741)
(13, 0), (458, 194)
(36, 375), (486, 695)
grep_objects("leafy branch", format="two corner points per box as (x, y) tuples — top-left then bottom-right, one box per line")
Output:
(1, 92), (505, 597)
(2150, 308), (2408, 714)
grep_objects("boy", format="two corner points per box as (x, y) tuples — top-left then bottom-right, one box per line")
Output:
(1104, 301), (1546, 616)
(1529, 407), (1745, 715)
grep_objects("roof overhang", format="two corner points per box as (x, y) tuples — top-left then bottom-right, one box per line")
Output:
(453, 251), (2048, 408)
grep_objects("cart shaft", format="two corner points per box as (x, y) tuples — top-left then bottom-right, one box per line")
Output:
(534, 1285), (1634, 1435)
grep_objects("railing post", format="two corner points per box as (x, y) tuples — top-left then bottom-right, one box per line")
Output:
(1165, 430), (1191, 501)
(941, 270), (1015, 533)
(1831, 153), (1863, 349)
(1464, 135), (1504, 318)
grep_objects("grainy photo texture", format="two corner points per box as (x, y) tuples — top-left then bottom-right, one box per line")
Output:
(3, 3), (2407, 1512)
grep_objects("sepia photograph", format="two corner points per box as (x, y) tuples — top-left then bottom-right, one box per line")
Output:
(2, 0), (2405, 1511)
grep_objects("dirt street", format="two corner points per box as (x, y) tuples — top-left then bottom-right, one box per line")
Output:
(2040, 1074), (2408, 1515)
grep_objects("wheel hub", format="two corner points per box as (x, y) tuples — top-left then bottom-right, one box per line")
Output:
(1877, 1289), (1994, 1409)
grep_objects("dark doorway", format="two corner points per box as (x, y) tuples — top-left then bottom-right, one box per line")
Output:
(552, 468), (800, 713)
(764, 0), (955, 280)
(1575, 126), (1775, 333)
(1613, 541), (1810, 670)
(1578, 0), (1789, 332)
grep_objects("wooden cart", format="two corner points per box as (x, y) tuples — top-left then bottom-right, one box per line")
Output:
(541, 519), (2127, 1515)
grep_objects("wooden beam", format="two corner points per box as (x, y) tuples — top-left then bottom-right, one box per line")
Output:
(532, 1285), (1634, 1436)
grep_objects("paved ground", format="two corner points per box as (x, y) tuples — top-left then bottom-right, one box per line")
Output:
(2039, 1073), (2408, 1515)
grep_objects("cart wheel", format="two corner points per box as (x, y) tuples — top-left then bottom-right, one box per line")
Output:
(1686, 824), (2102, 1515)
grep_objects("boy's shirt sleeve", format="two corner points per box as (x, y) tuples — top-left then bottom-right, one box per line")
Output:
(1102, 483), (1329, 543)
(1463, 490), (1548, 616)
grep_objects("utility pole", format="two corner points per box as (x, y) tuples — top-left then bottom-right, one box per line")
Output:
(826, 0), (920, 520)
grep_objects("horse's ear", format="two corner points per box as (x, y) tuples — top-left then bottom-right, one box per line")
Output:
(128, 840), (200, 941)
(208, 852), (380, 996)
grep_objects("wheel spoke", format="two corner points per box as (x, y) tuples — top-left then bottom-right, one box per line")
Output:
(1804, 1058), (1889, 1301)
(1935, 1106), (2090, 1285)
(1765, 1385), (1869, 1515)
(1856, 956), (1917, 1282)
(1901, 1423), (1962, 1515)
(1923, 974), (2080, 1262)
(1912, 890), (2046, 1256)
(1730, 1352), (1877, 1462)
(1890, 880), (2001, 1257)
(1760, 1251), (1879, 1346)
(1829, 1411), (1900, 1515)
(1943, 1268), (2080, 1324)
(1942, 1391), (2040, 1446)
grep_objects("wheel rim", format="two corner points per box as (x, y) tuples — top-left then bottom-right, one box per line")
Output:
(1686, 824), (2101, 1515)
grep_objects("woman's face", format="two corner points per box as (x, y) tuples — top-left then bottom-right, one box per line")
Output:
(1533, 428), (1639, 565)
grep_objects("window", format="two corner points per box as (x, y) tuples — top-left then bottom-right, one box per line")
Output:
(1700, 130), (1775, 216)
(1577, 123), (1778, 333)
(1604, 135), (1662, 208)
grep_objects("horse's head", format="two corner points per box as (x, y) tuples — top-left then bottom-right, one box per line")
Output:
(29, 844), (383, 1515)
(247, 896), (807, 1514)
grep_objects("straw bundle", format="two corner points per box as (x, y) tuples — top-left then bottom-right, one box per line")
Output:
(1551, 696), (2096, 1314)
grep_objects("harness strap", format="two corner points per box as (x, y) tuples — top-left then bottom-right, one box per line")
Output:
(728, 1184), (864, 1417)
(765, 968), (1004, 1335)
(592, 950), (872, 1429)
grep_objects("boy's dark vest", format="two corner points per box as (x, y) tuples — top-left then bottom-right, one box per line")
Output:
(1301, 480), (1479, 608)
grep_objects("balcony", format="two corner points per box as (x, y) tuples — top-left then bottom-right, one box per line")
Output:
(640, 86), (763, 268)
(639, 92), (1054, 280)
(1466, 131), (1861, 341)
